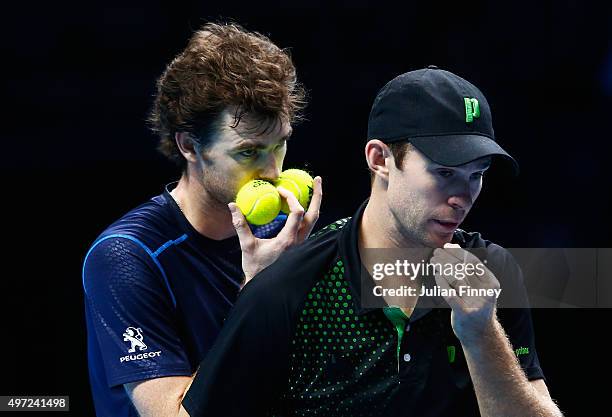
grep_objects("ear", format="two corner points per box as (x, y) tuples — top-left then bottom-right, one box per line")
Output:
(365, 139), (392, 182)
(175, 132), (201, 164)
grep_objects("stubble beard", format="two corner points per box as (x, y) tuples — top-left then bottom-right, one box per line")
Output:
(200, 167), (237, 210)
(389, 190), (459, 249)
(390, 200), (434, 248)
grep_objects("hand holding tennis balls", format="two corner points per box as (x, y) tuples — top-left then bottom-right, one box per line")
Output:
(234, 169), (315, 225)
(228, 170), (322, 285)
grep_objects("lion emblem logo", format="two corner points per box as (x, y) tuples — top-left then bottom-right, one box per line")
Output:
(123, 327), (148, 353)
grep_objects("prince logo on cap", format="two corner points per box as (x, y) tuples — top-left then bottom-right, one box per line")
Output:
(464, 97), (480, 123)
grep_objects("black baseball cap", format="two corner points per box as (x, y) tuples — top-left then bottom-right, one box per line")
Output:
(367, 66), (519, 174)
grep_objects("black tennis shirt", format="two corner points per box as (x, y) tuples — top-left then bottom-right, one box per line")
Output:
(183, 201), (545, 417)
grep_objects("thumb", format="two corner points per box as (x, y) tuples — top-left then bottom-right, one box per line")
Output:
(443, 243), (467, 263)
(228, 203), (255, 250)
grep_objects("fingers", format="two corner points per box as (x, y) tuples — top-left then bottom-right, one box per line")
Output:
(434, 272), (464, 310)
(301, 176), (322, 238)
(432, 247), (498, 290)
(304, 176), (322, 223)
(228, 203), (256, 251)
(276, 186), (305, 244)
(442, 243), (467, 262)
(431, 249), (465, 287)
(441, 243), (484, 267)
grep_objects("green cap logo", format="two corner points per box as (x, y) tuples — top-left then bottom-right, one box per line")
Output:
(464, 97), (480, 123)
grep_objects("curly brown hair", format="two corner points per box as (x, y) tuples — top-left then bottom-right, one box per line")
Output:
(148, 22), (306, 169)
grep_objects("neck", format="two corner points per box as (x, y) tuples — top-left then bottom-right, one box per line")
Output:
(359, 193), (426, 317)
(170, 173), (236, 240)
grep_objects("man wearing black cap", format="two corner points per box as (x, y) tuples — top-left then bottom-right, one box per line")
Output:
(181, 67), (563, 417)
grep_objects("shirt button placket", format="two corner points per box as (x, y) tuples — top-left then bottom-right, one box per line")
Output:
(404, 323), (412, 362)
(400, 323), (412, 378)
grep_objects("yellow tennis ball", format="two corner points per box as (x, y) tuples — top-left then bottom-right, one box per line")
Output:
(275, 169), (314, 214)
(235, 180), (281, 225)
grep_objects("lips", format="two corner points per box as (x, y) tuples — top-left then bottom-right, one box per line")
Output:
(431, 219), (460, 233)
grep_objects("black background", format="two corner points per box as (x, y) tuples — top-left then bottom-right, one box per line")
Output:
(1, 1), (611, 415)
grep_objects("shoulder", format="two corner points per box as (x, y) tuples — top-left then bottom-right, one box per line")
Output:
(259, 216), (349, 278)
(236, 218), (348, 313)
(103, 195), (177, 243)
(266, 217), (349, 279)
(309, 217), (350, 239)
(82, 194), (182, 290)
(453, 228), (489, 248)
(87, 194), (181, 258)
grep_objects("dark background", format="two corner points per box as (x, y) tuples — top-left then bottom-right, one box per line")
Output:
(1, 0), (611, 415)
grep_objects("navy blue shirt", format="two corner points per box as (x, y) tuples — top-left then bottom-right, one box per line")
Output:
(83, 183), (285, 417)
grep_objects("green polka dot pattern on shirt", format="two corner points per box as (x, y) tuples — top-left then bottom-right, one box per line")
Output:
(287, 257), (400, 416)
(309, 218), (350, 239)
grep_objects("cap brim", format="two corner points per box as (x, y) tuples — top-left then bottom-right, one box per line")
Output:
(408, 134), (519, 175)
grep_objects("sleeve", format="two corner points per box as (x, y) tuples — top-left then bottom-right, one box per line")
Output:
(182, 266), (294, 417)
(491, 246), (546, 382)
(83, 236), (193, 387)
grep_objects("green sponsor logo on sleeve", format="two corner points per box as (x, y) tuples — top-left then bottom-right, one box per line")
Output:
(515, 347), (530, 357)
(447, 345), (456, 363)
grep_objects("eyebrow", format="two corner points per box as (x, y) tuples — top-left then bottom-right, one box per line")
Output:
(475, 160), (492, 170)
(233, 132), (292, 149)
(430, 159), (492, 170)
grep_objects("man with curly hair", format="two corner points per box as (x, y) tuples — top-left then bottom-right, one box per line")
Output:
(82, 23), (322, 417)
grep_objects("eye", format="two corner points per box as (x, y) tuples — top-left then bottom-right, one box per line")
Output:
(274, 140), (287, 151)
(238, 149), (258, 158)
(471, 172), (485, 180)
(437, 169), (453, 178)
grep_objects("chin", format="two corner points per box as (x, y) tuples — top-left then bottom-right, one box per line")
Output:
(211, 189), (236, 207)
(427, 233), (453, 248)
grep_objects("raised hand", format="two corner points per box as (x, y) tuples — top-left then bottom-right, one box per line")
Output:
(228, 176), (323, 284)
(430, 243), (501, 347)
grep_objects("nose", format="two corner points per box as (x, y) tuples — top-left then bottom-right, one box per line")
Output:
(258, 153), (281, 182)
(446, 181), (473, 211)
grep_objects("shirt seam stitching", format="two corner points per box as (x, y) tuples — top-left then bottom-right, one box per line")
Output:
(82, 234), (178, 307)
